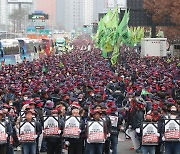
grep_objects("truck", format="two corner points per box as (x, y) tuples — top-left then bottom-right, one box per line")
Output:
(169, 44), (180, 58)
(55, 38), (66, 54)
(141, 38), (167, 57)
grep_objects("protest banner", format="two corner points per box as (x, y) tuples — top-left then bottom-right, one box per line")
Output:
(19, 122), (36, 142)
(43, 116), (59, 137)
(164, 119), (180, 141)
(142, 122), (159, 145)
(63, 116), (81, 138)
(0, 122), (7, 144)
(87, 121), (105, 143)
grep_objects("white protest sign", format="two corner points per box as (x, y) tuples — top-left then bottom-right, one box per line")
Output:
(19, 122), (36, 142)
(43, 116), (59, 137)
(87, 121), (105, 143)
(63, 116), (81, 138)
(142, 122), (159, 145)
(164, 119), (180, 141)
(0, 122), (7, 144)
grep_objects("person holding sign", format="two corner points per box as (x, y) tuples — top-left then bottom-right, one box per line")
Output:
(18, 109), (42, 154)
(109, 105), (122, 154)
(101, 104), (112, 154)
(64, 104), (85, 154)
(86, 109), (107, 154)
(45, 109), (64, 154)
(0, 110), (11, 154)
(141, 114), (160, 154)
(162, 106), (180, 154)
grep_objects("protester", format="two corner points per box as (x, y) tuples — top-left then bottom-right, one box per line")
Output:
(109, 105), (122, 154)
(162, 106), (180, 154)
(45, 109), (64, 154)
(86, 109), (107, 154)
(17, 109), (42, 154)
(0, 35), (179, 154)
(0, 110), (11, 154)
(64, 104), (85, 154)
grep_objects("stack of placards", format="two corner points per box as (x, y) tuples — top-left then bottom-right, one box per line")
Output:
(87, 121), (105, 143)
(63, 116), (81, 138)
(142, 122), (159, 145)
(43, 116), (59, 137)
(164, 119), (180, 141)
(19, 122), (36, 142)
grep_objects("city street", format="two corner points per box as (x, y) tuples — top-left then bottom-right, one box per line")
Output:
(0, 1), (179, 154)
(14, 133), (136, 154)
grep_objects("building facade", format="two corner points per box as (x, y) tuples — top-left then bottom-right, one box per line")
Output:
(57, 0), (84, 32)
(83, 0), (94, 25)
(0, 0), (18, 31)
(0, 0), (34, 32)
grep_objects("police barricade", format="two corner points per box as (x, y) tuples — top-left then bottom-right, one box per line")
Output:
(43, 116), (59, 137)
(142, 122), (159, 145)
(87, 121), (105, 143)
(63, 116), (81, 138)
(164, 119), (180, 141)
(0, 122), (7, 144)
(19, 122), (36, 143)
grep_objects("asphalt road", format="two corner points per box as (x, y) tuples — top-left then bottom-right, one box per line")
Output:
(14, 133), (136, 154)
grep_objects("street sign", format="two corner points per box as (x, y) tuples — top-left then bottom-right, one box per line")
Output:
(35, 26), (45, 30)
(28, 14), (49, 20)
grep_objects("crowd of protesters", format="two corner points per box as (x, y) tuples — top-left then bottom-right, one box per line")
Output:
(0, 37), (179, 154)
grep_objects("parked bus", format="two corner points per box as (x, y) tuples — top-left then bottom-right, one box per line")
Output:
(0, 39), (21, 64)
(16, 38), (35, 61)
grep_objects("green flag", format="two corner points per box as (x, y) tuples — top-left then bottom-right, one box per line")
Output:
(106, 6), (119, 29)
(102, 50), (107, 58)
(102, 10), (112, 25)
(105, 7), (119, 46)
(104, 41), (113, 52)
(116, 9), (130, 44)
(141, 89), (150, 95)
(95, 19), (106, 48)
(111, 45), (119, 65)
